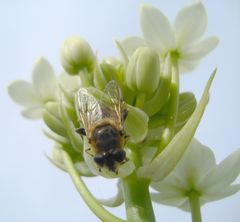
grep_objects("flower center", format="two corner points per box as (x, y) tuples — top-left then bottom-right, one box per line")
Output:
(170, 50), (180, 61)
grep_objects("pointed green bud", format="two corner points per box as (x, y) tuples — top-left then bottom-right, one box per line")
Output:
(126, 47), (160, 95)
(61, 36), (95, 75)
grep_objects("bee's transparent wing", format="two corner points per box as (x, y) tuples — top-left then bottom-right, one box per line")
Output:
(75, 88), (102, 133)
(102, 80), (126, 126)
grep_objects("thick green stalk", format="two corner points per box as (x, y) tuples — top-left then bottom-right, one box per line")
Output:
(62, 151), (125, 222)
(122, 173), (155, 222)
(188, 191), (202, 222)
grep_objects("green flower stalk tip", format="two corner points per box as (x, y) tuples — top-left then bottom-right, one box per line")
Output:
(126, 47), (160, 95)
(61, 36), (95, 75)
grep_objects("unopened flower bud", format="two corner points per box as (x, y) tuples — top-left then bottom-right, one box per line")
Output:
(126, 47), (160, 95)
(61, 36), (95, 75)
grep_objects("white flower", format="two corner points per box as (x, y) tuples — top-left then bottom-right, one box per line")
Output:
(151, 138), (240, 211)
(8, 57), (57, 119)
(121, 2), (219, 73)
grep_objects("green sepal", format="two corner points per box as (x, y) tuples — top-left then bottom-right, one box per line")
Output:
(59, 102), (83, 154)
(146, 92), (196, 146)
(125, 105), (149, 143)
(43, 102), (67, 137)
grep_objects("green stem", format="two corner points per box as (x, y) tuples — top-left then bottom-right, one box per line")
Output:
(158, 59), (179, 150)
(121, 173), (155, 222)
(62, 150), (125, 222)
(79, 69), (91, 86)
(188, 191), (202, 222)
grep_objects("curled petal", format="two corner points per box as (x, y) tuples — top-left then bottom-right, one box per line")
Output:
(8, 80), (40, 106)
(137, 70), (216, 181)
(32, 57), (56, 101)
(96, 180), (124, 207)
(181, 37), (219, 60)
(121, 36), (146, 56)
(174, 2), (207, 47)
(140, 4), (175, 54)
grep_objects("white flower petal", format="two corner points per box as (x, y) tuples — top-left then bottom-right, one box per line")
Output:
(32, 57), (56, 101)
(178, 59), (200, 74)
(121, 36), (146, 57)
(74, 162), (94, 176)
(202, 184), (240, 202)
(151, 192), (187, 207)
(181, 37), (219, 60)
(21, 106), (43, 119)
(137, 71), (216, 181)
(140, 4), (175, 54)
(151, 173), (187, 193)
(174, 2), (207, 47)
(199, 148), (240, 192)
(58, 72), (82, 92)
(173, 139), (216, 187)
(96, 180), (124, 207)
(8, 80), (41, 106)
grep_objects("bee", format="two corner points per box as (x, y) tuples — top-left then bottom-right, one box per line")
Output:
(75, 80), (129, 173)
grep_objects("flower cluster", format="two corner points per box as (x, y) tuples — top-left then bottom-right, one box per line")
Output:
(8, 2), (239, 222)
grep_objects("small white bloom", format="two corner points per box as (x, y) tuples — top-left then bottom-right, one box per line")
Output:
(151, 138), (240, 211)
(121, 2), (219, 73)
(137, 71), (215, 181)
(8, 57), (57, 119)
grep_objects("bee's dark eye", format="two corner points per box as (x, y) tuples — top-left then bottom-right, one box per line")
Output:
(94, 155), (105, 166)
(112, 149), (126, 162)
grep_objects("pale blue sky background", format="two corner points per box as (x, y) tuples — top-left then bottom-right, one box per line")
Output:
(0, 0), (239, 221)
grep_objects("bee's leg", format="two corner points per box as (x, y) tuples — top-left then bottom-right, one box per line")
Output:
(85, 148), (94, 157)
(123, 108), (129, 121)
(120, 157), (129, 165)
(75, 127), (86, 136)
(120, 130), (129, 140)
